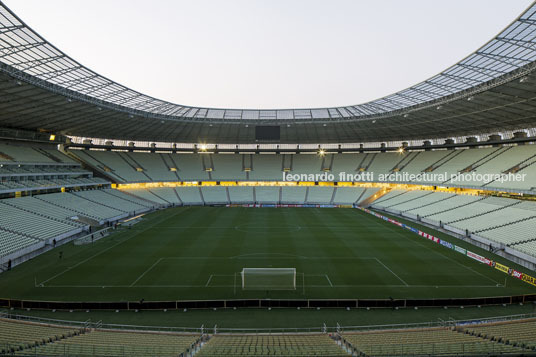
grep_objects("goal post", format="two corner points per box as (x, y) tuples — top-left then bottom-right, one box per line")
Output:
(241, 268), (296, 290)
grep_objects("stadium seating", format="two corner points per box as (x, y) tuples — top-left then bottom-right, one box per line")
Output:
(228, 186), (254, 203)
(330, 153), (361, 176)
(0, 318), (200, 357)
(386, 191), (454, 213)
(306, 186), (334, 204)
(291, 154), (323, 175)
(148, 187), (182, 205)
(73, 189), (149, 213)
(249, 155), (283, 181)
(212, 154), (247, 181)
(201, 186), (229, 204)
(172, 154), (209, 181)
(0, 229), (39, 257)
(404, 193), (481, 218)
(254, 186), (280, 203)
(374, 190), (433, 209)
(0, 146), (108, 195)
(0, 318), (81, 353)
(23, 330), (199, 356)
(197, 334), (346, 356)
(175, 187), (204, 205)
(0, 143), (55, 163)
(342, 327), (526, 356)
(37, 192), (126, 222)
(0, 196), (85, 228)
(118, 188), (170, 206)
(464, 319), (536, 346)
(281, 187), (307, 204)
(127, 152), (177, 182)
(74, 150), (148, 183)
(0, 201), (81, 240)
(66, 145), (536, 193)
(332, 187), (366, 205)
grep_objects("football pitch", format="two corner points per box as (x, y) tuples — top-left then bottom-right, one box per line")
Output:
(1, 207), (534, 302)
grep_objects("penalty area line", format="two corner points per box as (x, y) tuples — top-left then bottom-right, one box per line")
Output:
(374, 258), (409, 287)
(130, 258), (163, 287)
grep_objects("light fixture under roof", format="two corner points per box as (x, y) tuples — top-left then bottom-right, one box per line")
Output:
(403, 114), (409, 118)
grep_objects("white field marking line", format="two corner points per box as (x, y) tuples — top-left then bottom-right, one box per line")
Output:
(229, 253), (308, 259)
(159, 225), (366, 229)
(37, 207), (190, 287)
(158, 255), (380, 260)
(325, 274), (333, 287)
(205, 275), (213, 287)
(39, 284), (504, 289)
(130, 258), (163, 287)
(362, 211), (501, 285)
(234, 224), (302, 233)
(374, 258), (409, 287)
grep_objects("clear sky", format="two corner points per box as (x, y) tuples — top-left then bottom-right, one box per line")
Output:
(3, 0), (533, 109)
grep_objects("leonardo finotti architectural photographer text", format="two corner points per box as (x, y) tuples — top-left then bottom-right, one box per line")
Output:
(282, 171), (527, 184)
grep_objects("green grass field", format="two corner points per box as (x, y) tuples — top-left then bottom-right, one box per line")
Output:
(1, 207), (534, 302)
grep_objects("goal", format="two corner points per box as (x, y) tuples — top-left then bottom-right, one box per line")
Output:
(241, 268), (296, 290)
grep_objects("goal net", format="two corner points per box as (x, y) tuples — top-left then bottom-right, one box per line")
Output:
(241, 268), (296, 290)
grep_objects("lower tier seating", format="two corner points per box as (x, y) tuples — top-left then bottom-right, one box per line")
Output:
(197, 334), (346, 356)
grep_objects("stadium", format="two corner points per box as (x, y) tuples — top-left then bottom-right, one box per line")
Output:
(0, 0), (536, 355)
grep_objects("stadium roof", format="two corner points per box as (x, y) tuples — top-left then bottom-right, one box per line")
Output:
(1, 1), (536, 143)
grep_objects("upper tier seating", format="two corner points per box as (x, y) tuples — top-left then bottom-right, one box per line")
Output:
(0, 143), (54, 163)
(249, 155), (283, 181)
(173, 154), (209, 181)
(212, 154), (247, 181)
(127, 152), (177, 182)
(68, 145), (536, 192)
